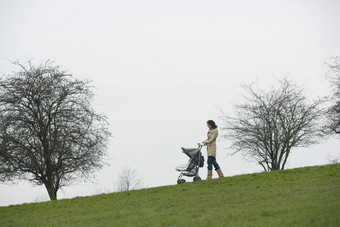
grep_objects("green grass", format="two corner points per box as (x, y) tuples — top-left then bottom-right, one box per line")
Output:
(1, 164), (340, 227)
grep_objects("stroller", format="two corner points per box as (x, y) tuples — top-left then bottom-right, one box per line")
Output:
(175, 144), (204, 184)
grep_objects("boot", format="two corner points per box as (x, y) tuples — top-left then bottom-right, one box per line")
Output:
(206, 170), (212, 180)
(216, 168), (224, 178)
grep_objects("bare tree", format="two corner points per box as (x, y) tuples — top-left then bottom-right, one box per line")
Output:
(328, 156), (340, 164)
(326, 57), (340, 136)
(0, 61), (111, 200)
(114, 167), (144, 192)
(221, 78), (326, 171)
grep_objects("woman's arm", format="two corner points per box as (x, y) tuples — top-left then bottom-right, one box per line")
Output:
(203, 129), (218, 145)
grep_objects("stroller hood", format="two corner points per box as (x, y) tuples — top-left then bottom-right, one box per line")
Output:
(181, 147), (200, 158)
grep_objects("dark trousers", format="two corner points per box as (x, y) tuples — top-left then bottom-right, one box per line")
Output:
(207, 156), (220, 171)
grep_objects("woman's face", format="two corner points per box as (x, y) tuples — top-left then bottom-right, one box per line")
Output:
(207, 123), (212, 129)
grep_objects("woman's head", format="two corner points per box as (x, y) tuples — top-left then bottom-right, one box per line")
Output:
(206, 120), (217, 129)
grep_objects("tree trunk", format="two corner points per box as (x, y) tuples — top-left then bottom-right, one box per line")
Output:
(271, 162), (280, 171)
(44, 181), (58, 200)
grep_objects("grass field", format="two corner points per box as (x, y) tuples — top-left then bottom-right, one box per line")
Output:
(1, 164), (339, 226)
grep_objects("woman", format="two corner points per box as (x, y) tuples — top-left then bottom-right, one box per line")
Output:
(201, 120), (224, 180)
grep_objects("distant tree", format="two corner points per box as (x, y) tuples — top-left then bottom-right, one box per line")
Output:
(328, 156), (340, 164)
(114, 167), (144, 192)
(0, 61), (111, 200)
(326, 57), (340, 136)
(221, 78), (326, 171)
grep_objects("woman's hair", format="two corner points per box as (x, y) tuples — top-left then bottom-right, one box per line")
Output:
(207, 120), (217, 129)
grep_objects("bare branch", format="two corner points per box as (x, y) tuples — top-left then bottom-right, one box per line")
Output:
(220, 77), (326, 171)
(325, 57), (340, 137)
(114, 167), (144, 192)
(0, 60), (111, 200)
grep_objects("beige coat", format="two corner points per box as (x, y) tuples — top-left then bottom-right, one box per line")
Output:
(203, 128), (218, 157)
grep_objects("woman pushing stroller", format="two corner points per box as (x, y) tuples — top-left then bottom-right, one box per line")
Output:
(200, 120), (224, 180)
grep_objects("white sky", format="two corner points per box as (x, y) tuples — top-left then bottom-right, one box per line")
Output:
(1, 0), (340, 206)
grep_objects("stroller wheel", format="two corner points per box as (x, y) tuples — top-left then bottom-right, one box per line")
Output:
(177, 179), (186, 184)
(193, 176), (201, 182)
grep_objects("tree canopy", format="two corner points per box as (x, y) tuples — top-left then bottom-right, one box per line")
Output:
(0, 61), (111, 200)
(326, 57), (340, 136)
(221, 78), (326, 171)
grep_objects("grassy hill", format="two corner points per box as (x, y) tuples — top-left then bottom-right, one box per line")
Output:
(1, 164), (339, 227)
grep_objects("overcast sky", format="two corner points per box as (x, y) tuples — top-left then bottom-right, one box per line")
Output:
(1, 0), (340, 206)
